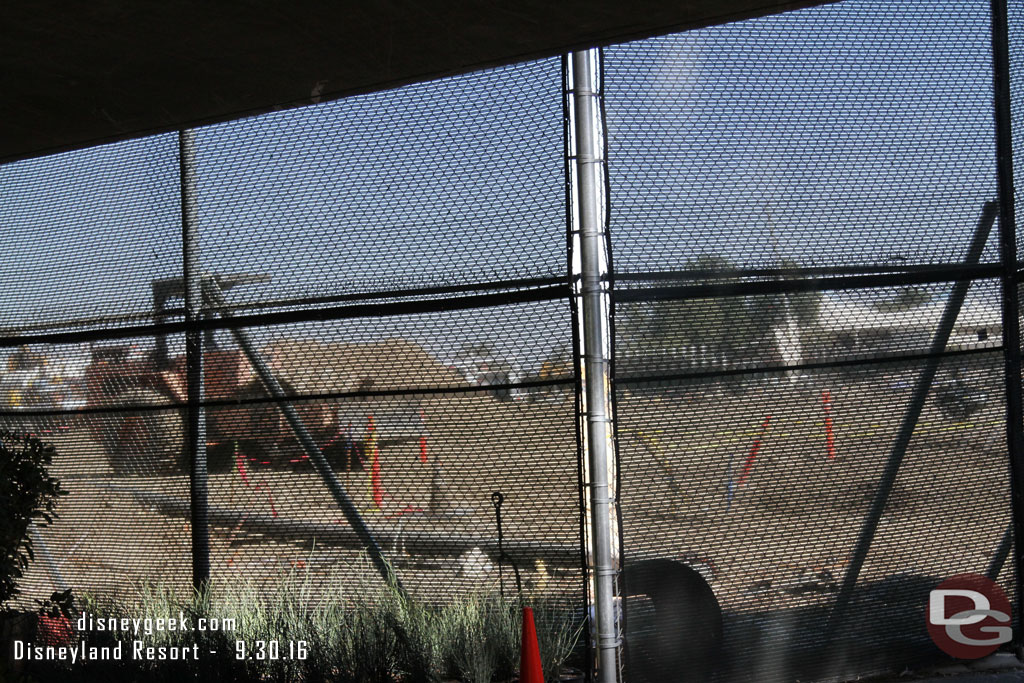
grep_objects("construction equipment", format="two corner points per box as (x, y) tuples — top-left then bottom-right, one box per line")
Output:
(0, 347), (50, 431)
(933, 378), (988, 420)
(83, 274), (421, 475)
(0, 346), (86, 434)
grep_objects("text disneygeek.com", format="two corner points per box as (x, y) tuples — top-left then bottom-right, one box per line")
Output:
(9, 611), (314, 664)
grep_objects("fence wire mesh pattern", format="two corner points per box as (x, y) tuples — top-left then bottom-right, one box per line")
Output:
(0, 56), (585, 640)
(3, 1), (1024, 682)
(604, 1), (1017, 682)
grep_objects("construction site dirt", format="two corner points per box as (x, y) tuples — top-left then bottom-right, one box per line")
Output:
(9, 353), (1012, 681)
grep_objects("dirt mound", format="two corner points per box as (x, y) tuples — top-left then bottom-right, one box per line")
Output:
(267, 337), (466, 394)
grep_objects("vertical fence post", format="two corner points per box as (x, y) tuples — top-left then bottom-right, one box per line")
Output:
(570, 48), (622, 683)
(991, 0), (1024, 648)
(179, 129), (210, 591)
(563, 52), (596, 682)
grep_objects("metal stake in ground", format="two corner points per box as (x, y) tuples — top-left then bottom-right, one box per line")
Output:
(493, 491), (506, 599)
(987, 522), (1014, 581)
(492, 490), (523, 601)
(634, 430), (686, 503)
(202, 277), (402, 597)
(825, 200), (997, 642)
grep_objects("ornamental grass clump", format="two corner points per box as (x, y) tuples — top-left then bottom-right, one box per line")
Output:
(31, 553), (584, 682)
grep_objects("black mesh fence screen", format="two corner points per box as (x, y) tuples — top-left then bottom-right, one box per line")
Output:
(1012, 0), (1024, 255)
(0, 135), (183, 331)
(0, 56), (587, 677)
(191, 60), (567, 306)
(604, 3), (999, 274)
(4, 1), (1024, 682)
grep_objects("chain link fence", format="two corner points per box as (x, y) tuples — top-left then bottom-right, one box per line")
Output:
(0, 56), (585, 620)
(2, 1), (1024, 682)
(607, 1), (1018, 681)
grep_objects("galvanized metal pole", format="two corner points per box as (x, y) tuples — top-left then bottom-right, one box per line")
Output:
(571, 48), (621, 683)
(990, 0), (1024, 650)
(179, 129), (210, 591)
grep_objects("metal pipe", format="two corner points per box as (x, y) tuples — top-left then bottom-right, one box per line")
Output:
(101, 484), (584, 565)
(179, 128), (210, 592)
(990, 0), (1024, 651)
(826, 201), (997, 639)
(202, 280), (403, 596)
(571, 48), (621, 683)
(563, 50), (596, 683)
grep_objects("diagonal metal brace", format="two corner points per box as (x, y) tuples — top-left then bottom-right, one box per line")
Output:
(826, 201), (997, 640)
(201, 277), (404, 597)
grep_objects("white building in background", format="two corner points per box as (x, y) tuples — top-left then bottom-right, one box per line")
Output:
(817, 297), (1002, 357)
(773, 314), (805, 381)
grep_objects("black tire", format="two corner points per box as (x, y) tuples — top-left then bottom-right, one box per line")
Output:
(623, 559), (723, 683)
(101, 388), (185, 476)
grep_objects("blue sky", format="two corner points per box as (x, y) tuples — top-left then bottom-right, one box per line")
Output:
(604, 0), (1001, 272)
(0, 0), (1010, 370)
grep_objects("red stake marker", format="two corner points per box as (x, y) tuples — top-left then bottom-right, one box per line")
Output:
(739, 415), (772, 487)
(823, 390), (836, 460)
(419, 409), (428, 464)
(368, 415), (384, 510)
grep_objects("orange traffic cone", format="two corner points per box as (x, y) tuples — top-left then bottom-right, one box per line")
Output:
(520, 607), (544, 683)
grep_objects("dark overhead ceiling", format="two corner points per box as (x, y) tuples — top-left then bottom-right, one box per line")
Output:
(1, 0), (832, 164)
